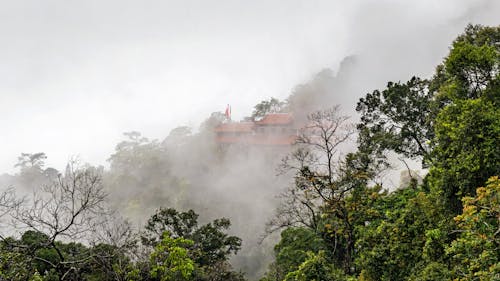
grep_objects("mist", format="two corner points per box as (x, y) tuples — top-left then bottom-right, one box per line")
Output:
(0, 0), (497, 173)
(1, 0), (499, 279)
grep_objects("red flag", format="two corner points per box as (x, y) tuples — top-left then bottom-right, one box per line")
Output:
(225, 104), (231, 120)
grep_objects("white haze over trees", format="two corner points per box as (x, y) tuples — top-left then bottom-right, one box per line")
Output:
(0, 0), (498, 173)
(0, 0), (499, 279)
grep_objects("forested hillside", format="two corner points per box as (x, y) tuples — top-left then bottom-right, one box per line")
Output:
(259, 24), (500, 281)
(0, 24), (498, 281)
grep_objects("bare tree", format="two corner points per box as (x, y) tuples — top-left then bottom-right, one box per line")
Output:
(0, 187), (24, 234)
(268, 106), (354, 232)
(91, 214), (136, 250)
(0, 188), (20, 216)
(267, 106), (366, 273)
(267, 147), (321, 232)
(13, 161), (107, 240)
(7, 160), (110, 279)
(295, 106), (355, 198)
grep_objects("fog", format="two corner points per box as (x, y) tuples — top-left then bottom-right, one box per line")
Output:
(1, 0), (497, 173)
(1, 0), (499, 279)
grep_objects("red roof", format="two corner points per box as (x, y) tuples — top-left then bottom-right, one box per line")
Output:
(214, 122), (255, 133)
(255, 113), (293, 126)
(215, 135), (297, 146)
(214, 113), (297, 146)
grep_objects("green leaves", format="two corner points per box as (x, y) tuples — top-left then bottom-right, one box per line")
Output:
(144, 208), (199, 242)
(149, 232), (195, 281)
(444, 41), (498, 99)
(429, 97), (500, 212)
(273, 228), (327, 277)
(142, 208), (243, 280)
(446, 177), (500, 280)
(442, 24), (500, 101)
(356, 77), (434, 166)
(284, 251), (347, 281)
(142, 208), (242, 268)
(252, 98), (288, 119)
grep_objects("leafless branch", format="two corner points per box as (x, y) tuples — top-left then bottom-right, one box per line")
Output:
(0, 187), (24, 219)
(8, 160), (110, 266)
(267, 106), (355, 235)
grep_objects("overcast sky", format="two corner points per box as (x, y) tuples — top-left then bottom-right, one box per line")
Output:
(1, 0), (499, 173)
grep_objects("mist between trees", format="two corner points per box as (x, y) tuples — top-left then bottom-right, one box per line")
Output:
(0, 24), (499, 281)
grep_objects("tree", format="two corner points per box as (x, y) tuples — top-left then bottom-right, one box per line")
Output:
(142, 208), (243, 280)
(320, 174), (385, 275)
(406, 262), (451, 281)
(149, 232), (195, 281)
(348, 24), (500, 280)
(355, 188), (449, 281)
(105, 132), (185, 220)
(162, 127), (192, 148)
(84, 216), (138, 281)
(6, 161), (109, 279)
(0, 228), (138, 281)
(15, 153), (47, 171)
(266, 23), (500, 281)
(283, 251), (347, 281)
(261, 227), (326, 281)
(0, 188), (22, 223)
(428, 97), (500, 212)
(427, 24), (499, 212)
(143, 208), (199, 244)
(198, 261), (246, 281)
(13, 152), (57, 191)
(438, 24), (499, 101)
(270, 106), (354, 229)
(356, 77), (434, 167)
(12, 161), (107, 241)
(108, 132), (167, 177)
(354, 24), (499, 213)
(251, 98), (288, 119)
(0, 241), (29, 281)
(269, 106), (363, 274)
(446, 176), (500, 280)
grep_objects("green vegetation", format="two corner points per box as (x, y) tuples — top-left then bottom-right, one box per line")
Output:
(0, 24), (498, 280)
(0, 206), (243, 280)
(262, 24), (499, 281)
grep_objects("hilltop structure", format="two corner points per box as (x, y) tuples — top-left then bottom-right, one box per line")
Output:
(214, 113), (298, 146)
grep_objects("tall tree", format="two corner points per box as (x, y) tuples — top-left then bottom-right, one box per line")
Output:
(427, 24), (500, 212)
(270, 107), (354, 231)
(356, 77), (434, 167)
(269, 106), (373, 274)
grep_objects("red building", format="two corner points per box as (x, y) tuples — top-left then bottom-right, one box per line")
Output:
(215, 113), (298, 146)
